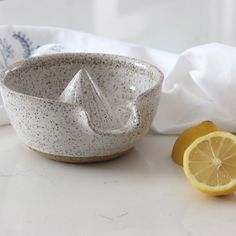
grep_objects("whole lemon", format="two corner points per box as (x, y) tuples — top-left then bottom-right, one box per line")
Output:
(172, 121), (220, 166)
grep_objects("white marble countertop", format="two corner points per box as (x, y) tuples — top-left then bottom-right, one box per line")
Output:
(0, 125), (236, 236)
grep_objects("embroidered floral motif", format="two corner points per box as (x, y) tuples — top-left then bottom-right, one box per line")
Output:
(12, 32), (39, 58)
(48, 44), (64, 52)
(0, 31), (39, 70)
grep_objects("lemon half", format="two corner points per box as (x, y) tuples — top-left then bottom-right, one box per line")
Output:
(172, 121), (219, 166)
(183, 131), (236, 196)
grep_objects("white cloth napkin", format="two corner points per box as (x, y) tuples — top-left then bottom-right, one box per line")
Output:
(1, 25), (236, 134)
(155, 43), (236, 134)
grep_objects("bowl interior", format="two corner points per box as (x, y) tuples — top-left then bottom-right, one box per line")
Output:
(3, 53), (162, 106)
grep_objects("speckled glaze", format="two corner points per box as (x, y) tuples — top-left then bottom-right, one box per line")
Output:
(0, 53), (163, 163)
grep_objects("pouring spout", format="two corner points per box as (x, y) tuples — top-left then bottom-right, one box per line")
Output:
(82, 103), (140, 136)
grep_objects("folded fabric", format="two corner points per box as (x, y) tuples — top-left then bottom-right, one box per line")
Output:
(1, 26), (236, 135)
(154, 43), (236, 134)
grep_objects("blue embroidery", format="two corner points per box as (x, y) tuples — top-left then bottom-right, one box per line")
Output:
(12, 31), (39, 58)
(0, 31), (39, 70)
(48, 44), (64, 52)
(0, 38), (14, 70)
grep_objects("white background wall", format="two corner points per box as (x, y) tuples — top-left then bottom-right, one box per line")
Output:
(0, 0), (235, 52)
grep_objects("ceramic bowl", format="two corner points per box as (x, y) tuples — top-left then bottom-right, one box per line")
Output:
(0, 53), (163, 163)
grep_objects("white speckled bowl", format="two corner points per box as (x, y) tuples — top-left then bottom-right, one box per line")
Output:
(0, 53), (163, 163)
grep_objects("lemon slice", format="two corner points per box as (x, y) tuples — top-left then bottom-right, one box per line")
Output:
(183, 131), (236, 196)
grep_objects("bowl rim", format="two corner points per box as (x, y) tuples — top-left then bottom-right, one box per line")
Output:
(0, 52), (164, 105)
